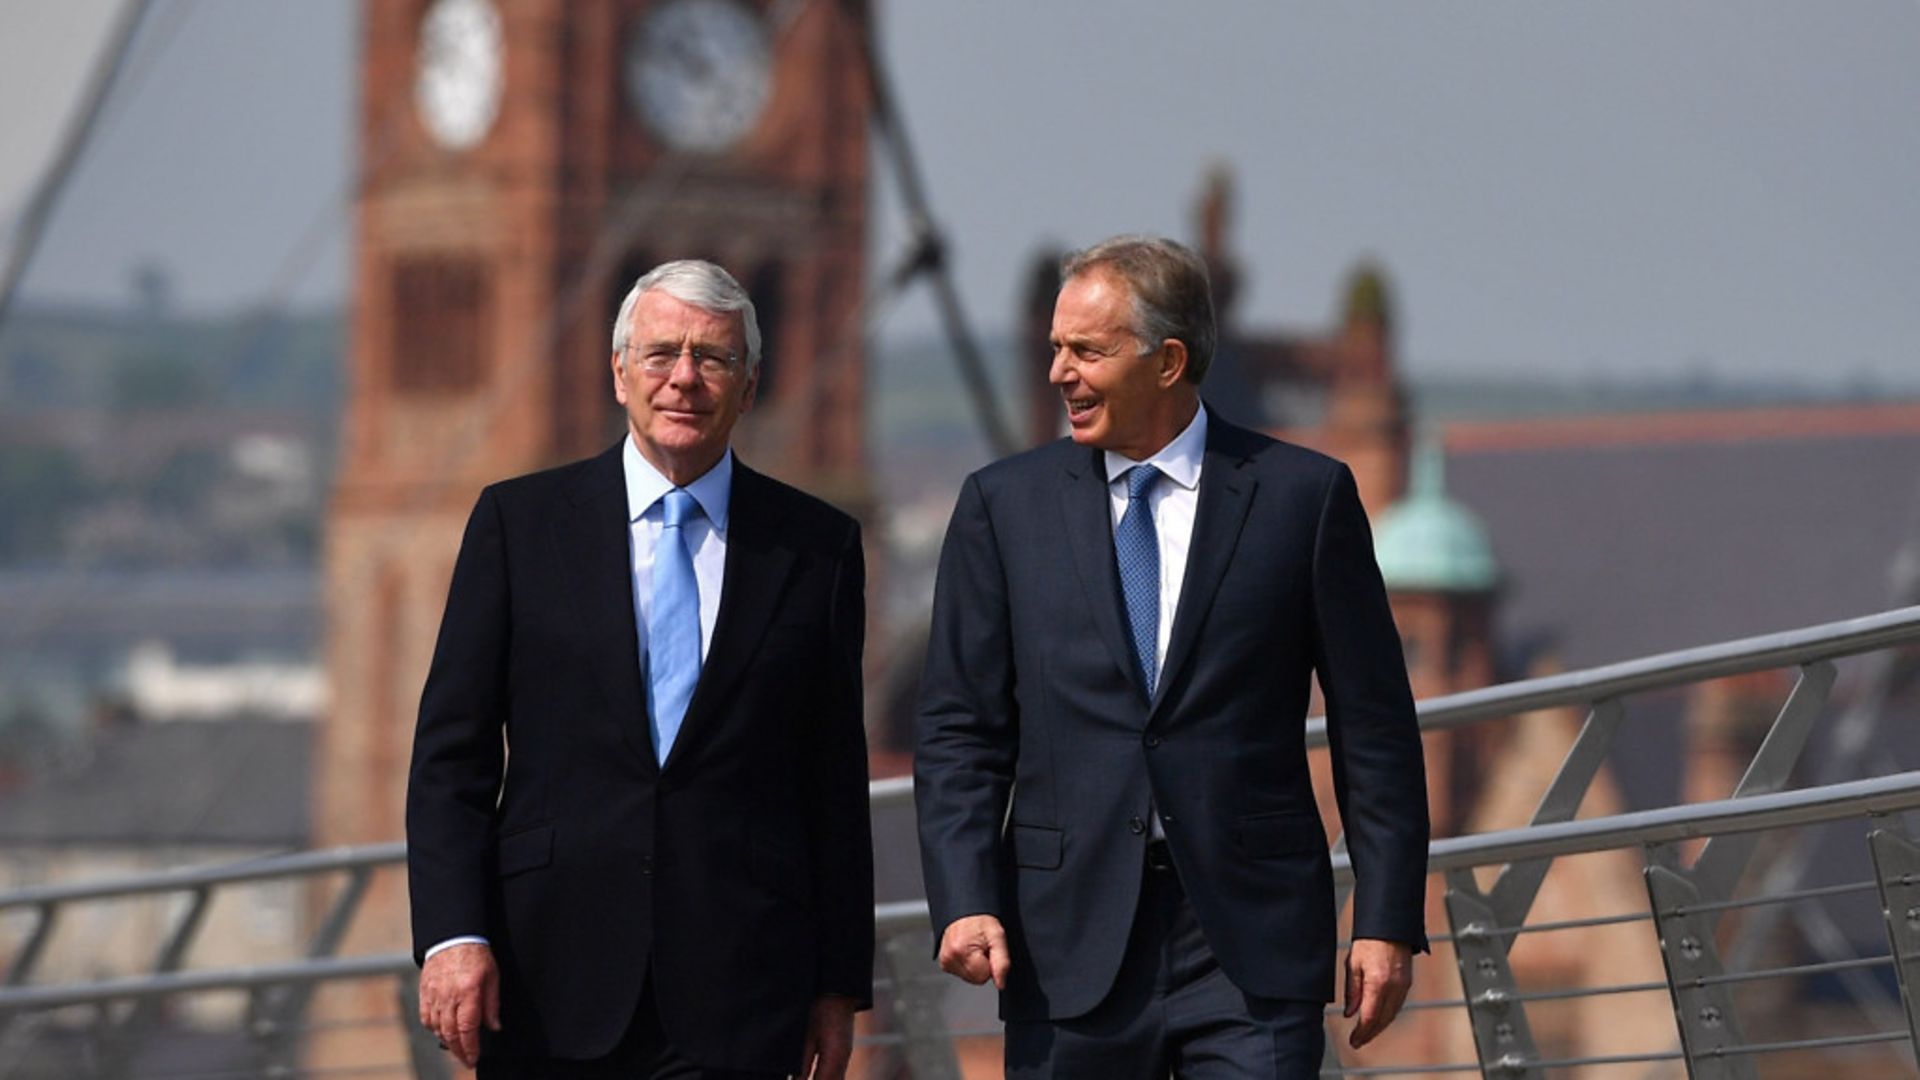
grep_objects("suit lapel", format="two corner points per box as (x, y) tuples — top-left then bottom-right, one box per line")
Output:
(663, 461), (796, 771)
(554, 443), (657, 771)
(1151, 418), (1257, 720)
(1058, 446), (1144, 699)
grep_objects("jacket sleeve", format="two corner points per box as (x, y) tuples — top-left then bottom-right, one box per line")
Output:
(1309, 464), (1431, 951)
(804, 519), (876, 1005)
(914, 472), (1020, 939)
(405, 487), (510, 965)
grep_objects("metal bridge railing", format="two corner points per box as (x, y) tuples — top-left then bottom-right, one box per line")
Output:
(3, 606), (1919, 1078)
(0, 844), (424, 1079)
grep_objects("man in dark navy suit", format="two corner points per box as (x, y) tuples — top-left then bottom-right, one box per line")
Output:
(408, 260), (872, 1078)
(915, 236), (1428, 1077)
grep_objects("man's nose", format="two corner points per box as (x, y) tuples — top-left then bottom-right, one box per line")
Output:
(667, 347), (702, 388)
(1048, 349), (1074, 386)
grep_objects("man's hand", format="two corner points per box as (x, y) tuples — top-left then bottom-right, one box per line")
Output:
(419, 942), (501, 1068)
(937, 914), (1011, 989)
(1342, 938), (1413, 1049)
(793, 994), (857, 1080)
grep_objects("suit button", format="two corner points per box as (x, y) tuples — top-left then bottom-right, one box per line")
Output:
(640, 856), (654, 876)
(1144, 735), (1161, 748)
(1127, 816), (1146, 835)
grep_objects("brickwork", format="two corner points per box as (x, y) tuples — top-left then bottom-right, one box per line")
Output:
(319, 1), (871, 1069)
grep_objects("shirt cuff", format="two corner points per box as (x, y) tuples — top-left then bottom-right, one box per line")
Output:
(424, 935), (490, 962)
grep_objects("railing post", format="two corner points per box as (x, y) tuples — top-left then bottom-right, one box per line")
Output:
(1645, 850), (1755, 1080)
(1868, 826), (1920, 1067)
(247, 863), (375, 1072)
(94, 885), (215, 1077)
(245, 986), (299, 1078)
(1445, 872), (1541, 1079)
(0, 902), (59, 1071)
(1691, 662), (1836, 903)
(1440, 699), (1624, 1079)
(881, 930), (962, 1080)
(2, 903), (56, 989)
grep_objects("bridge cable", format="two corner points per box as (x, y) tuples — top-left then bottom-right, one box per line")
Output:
(0, 0), (152, 332)
(841, 0), (1018, 459)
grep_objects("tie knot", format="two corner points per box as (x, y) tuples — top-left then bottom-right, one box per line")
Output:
(1125, 465), (1162, 502)
(661, 488), (698, 529)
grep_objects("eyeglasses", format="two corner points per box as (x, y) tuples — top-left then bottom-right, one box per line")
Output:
(626, 343), (742, 378)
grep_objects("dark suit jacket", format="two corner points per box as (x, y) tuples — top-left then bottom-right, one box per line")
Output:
(914, 414), (1427, 1021)
(406, 443), (873, 1071)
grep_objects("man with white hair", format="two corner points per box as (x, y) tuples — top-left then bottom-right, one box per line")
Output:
(407, 259), (873, 1078)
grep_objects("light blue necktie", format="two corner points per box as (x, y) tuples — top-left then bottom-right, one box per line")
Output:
(1115, 465), (1163, 698)
(648, 489), (701, 765)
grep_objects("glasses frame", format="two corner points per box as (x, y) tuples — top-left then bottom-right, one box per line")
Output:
(625, 342), (744, 379)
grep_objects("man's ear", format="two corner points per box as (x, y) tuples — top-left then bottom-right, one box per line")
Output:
(740, 368), (759, 413)
(611, 351), (629, 404)
(1158, 339), (1189, 388)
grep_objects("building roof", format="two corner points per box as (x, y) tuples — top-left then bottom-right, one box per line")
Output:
(1376, 438), (1499, 593)
(1444, 405), (1920, 670)
(0, 719), (309, 847)
(0, 569), (317, 660)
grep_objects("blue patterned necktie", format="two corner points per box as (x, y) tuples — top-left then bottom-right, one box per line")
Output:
(1115, 465), (1163, 698)
(648, 489), (701, 765)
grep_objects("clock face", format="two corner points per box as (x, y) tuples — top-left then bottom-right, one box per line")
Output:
(626, 0), (773, 153)
(414, 0), (504, 151)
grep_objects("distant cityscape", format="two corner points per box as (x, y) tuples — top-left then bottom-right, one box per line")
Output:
(2, 294), (1913, 773)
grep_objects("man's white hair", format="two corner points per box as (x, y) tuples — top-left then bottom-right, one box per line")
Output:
(611, 259), (762, 373)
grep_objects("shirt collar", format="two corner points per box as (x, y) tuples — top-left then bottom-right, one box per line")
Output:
(622, 435), (733, 534)
(1103, 405), (1207, 492)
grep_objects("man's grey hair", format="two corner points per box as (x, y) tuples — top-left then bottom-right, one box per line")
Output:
(611, 259), (763, 373)
(1060, 235), (1216, 384)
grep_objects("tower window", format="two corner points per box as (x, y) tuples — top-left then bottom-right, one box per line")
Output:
(391, 256), (492, 395)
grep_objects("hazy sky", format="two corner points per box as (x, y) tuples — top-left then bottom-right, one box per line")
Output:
(4, 1), (1918, 386)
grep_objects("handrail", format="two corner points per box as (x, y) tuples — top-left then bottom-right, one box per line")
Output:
(0, 842), (406, 912)
(0, 790), (919, 910)
(1412, 770), (1920, 876)
(0, 954), (415, 1012)
(1307, 604), (1920, 745)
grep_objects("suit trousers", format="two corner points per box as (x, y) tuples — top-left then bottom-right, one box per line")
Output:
(1004, 847), (1326, 1080)
(476, 969), (782, 1080)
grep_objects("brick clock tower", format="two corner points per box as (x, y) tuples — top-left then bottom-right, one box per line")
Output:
(316, 0), (870, 1058)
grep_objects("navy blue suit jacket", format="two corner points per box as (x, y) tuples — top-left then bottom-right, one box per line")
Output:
(914, 415), (1427, 1020)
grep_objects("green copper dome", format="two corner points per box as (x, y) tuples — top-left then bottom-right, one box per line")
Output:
(1375, 437), (1498, 593)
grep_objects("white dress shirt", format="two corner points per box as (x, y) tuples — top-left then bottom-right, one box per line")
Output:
(1103, 406), (1208, 674)
(424, 437), (734, 964)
